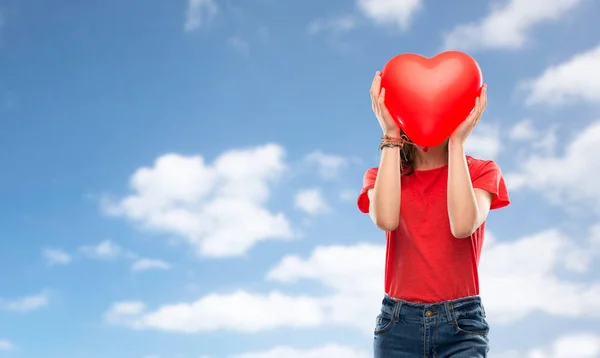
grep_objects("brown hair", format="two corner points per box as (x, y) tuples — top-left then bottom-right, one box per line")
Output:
(400, 132), (417, 176)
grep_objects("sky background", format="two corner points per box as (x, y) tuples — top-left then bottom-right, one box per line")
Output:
(0, 0), (600, 357)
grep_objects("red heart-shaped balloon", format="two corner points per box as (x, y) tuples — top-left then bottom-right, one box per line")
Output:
(381, 51), (483, 147)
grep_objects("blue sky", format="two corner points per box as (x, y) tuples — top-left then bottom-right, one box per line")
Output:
(1, 0), (600, 357)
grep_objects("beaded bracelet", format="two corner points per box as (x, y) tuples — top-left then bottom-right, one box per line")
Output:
(379, 142), (403, 150)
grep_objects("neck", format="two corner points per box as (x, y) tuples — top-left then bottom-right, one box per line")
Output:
(414, 141), (449, 170)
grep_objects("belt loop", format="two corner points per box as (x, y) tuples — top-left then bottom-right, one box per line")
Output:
(393, 301), (402, 322)
(444, 301), (453, 323)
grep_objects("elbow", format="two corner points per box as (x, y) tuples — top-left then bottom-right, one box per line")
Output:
(374, 217), (399, 232)
(451, 228), (473, 239)
(450, 222), (476, 239)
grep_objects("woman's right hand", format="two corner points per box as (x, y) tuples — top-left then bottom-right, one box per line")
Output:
(370, 71), (400, 137)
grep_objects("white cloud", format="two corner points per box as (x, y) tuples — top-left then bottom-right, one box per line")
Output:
(131, 258), (171, 272)
(479, 227), (600, 323)
(232, 344), (369, 358)
(521, 44), (600, 106)
(308, 0), (421, 36)
(505, 120), (600, 212)
(0, 340), (14, 351)
(267, 243), (385, 333)
(104, 291), (325, 333)
(303, 151), (348, 180)
(307, 15), (357, 35)
(184, 0), (218, 32)
(0, 293), (48, 312)
(294, 188), (329, 215)
(105, 223), (600, 335)
(79, 240), (121, 260)
(42, 248), (71, 265)
(103, 144), (293, 258)
(357, 0), (422, 29)
(105, 243), (383, 334)
(509, 119), (559, 156)
(465, 123), (501, 159)
(442, 0), (584, 51)
(509, 119), (538, 141)
(495, 332), (600, 358)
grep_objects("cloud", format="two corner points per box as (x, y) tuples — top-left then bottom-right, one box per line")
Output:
(465, 123), (501, 159)
(79, 240), (122, 260)
(42, 248), (71, 265)
(494, 332), (600, 358)
(231, 344), (369, 358)
(105, 243), (384, 334)
(442, 0), (584, 51)
(521, 44), (600, 106)
(509, 118), (559, 156)
(103, 144), (293, 258)
(294, 188), (330, 215)
(303, 151), (348, 180)
(479, 228), (600, 323)
(131, 259), (171, 272)
(184, 0), (218, 32)
(104, 220), (600, 335)
(357, 0), (422, 29)
(505, 120), (600, 212)
(104, 291), (325, 333)
(509, 119), (538, 141)
(0, 340), (14, 351)
(0, 293), (48, 312)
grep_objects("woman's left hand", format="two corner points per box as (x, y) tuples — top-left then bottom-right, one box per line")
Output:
(450, 84), (487, 144)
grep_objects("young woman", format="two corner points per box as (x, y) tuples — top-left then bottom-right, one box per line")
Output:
(357, 72), (510, 357)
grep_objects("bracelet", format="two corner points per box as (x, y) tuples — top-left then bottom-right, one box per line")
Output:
(381, 135), (403, 141)
(379, 142), (403, 150)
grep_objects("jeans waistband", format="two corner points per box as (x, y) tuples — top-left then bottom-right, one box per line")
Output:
(380, 294), (485, 324)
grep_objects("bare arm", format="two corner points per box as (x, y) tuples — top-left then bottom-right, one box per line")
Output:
(447, 140), (492, 238)
(368, 146), (401, 231)
(367, 72), (403, 232)
(447, 85), (492, 238)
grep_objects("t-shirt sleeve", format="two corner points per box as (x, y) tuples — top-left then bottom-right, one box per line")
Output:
(357, 167), (378, 214)
(471, 160), (510, 210)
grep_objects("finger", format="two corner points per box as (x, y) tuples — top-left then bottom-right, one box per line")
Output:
(473, 113), (482, 128)
(473, 97), (480, 113)
(377, 87), (386, 108)
(472, 97), (481, 120)
(480, 84), (487, 109)
(374, 73), (382, 96)
(474, 98), (484, 126)
(370, 71), (381, 97)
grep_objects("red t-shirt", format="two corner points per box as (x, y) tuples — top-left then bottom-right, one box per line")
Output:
(357, 156), (510, 303)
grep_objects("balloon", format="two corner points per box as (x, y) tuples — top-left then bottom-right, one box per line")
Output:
(381, 51), (483, 147)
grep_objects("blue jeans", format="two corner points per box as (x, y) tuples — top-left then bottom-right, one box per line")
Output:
(374, 295), (490, 357)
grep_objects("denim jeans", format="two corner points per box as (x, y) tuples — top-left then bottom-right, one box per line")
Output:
(373, 295), (490, 357)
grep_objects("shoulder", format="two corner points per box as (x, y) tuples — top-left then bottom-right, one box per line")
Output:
(467, 156), (501, 173)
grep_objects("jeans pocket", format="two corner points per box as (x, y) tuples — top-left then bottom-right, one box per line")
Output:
(453, 312), (490, 335)
(374, 313), (394, 335)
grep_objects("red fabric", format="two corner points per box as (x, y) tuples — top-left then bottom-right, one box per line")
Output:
(357, 156), (510, 303)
